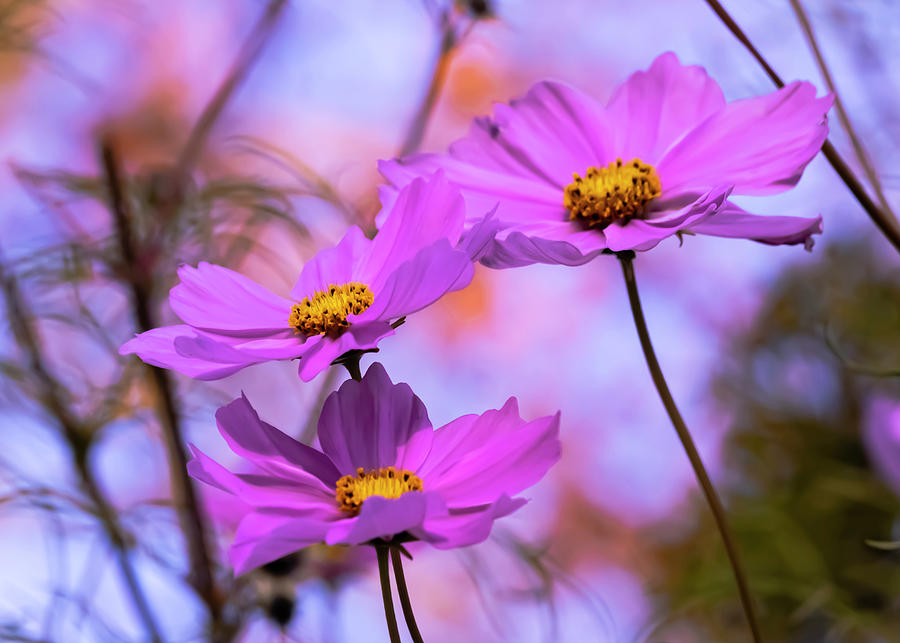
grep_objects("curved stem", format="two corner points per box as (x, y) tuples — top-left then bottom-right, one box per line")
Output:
(343, 355), (363, 381)
(787, 0), (896, 223)
(617, 252), (762, 643)
(0, 259), (164, 643)
(101, 142), (220, 626)
(391, 547), (425, 643)
(398, 12), (475, 156)
(701, 0), (900, 255)
(376, 545), (402, 643)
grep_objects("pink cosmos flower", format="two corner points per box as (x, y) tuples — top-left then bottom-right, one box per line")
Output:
(379, 52), (833, 267)
(862, 396), (900, 498)
(120, 173), (496, 381)
(187, 362), (561, 575)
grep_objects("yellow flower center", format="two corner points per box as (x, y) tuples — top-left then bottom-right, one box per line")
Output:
(564, 158), (661, 230)
(289, 282), (373, 337)
(335, 467), (423, 515)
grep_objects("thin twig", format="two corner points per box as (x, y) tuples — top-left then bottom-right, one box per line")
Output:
(100, 142), (220, 628)
(822, 324), (900, 378)
(100, 4), (290, 633)
(376, 545), (402, 643)
(174, 0), (289, 178)
(787, 0), (895, 223)
(702, 0), (900, 255)
(398, 12), (474, 156)
(390, 547), (425, 643)
(0, 257), (163, 643)
(617, 252), (762, 643)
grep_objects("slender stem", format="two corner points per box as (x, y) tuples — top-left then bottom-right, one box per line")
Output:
(375, 546), (402, 643)
(398, 13), (469, 156)
(617, 252), (762, 643)
(100, 143), (220, 625)
(74, 456), (165, 643)
(338, 351), (364, 381)
(787, 0), (895, 222)
(702, 0), (900, 255)
(0, 259), (163, 642)
(391, 547), (424, 643)
(174, 0), (288, 177)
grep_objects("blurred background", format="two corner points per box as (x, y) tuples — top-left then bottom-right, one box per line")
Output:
(1, 0), (899, 641)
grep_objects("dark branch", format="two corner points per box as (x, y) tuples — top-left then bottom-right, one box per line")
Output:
(0, 255), (163, 642)
(702, 0), (900, 254)
(100, 141), (221, 632)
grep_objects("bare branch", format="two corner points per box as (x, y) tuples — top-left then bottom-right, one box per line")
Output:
(398, 9), (476, 156)
(174, 0), (289, 178)
(787, 0), (896, 223)
(100, 141), (221, 634)
(0, 255), (163, 642)
(702, 0), (900, 254)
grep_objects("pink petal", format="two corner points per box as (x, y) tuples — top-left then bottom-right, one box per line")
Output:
(230, 510), (332, 575)
(290, 226), (371, 300)
(294, 321), (395, 382)
(317, 363), (433, 475)
(171, 331), (304, 377)
(479, 229), (605, 268)
(457, 206), (503, 262)
(418, 398), (561, 507)
(170, 262), (294, 336)
(458, 81), (613, 187)
(862, 397), (900, 498)
(364, 239), (474, 322)
(658, 81), (833, 197)
(686, 200), (823, 247)
(378, 155), (563, 229)
(187, 446), (333, 509)
(605, 51), (726, 162)
(362, 172), (466, 289)
(199, 483), (251, 532)
(120, 326), (262, 380)
(215, 394), (341, 485)
(411, 495), (526, 549)
(324, 492), (431, 546)
(603, 185), (732, 252)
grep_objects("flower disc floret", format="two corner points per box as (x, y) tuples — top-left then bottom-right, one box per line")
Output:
(289, 282), (373, 337)
(564, 158), (661, 230)
(335, 466), (423, 515)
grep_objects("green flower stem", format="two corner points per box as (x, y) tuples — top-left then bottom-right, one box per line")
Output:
(376, 545), (402, 643)
(617, 251), (762, 643)
(391, 546), (425, 643)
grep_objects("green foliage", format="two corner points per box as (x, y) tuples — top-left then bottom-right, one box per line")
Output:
(654, 241), (900, 642)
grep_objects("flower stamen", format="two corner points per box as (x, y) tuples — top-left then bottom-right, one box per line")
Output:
(335, 466), (423, 515)
(564, 158), (661, 230)
(289, 282), (373, 337)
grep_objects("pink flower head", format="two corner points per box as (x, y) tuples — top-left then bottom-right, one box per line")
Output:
(187, 362), (561, 575)
(120, 173), (497, 381)
(862, 396), (900, 498)
(380, 52), (833, 267)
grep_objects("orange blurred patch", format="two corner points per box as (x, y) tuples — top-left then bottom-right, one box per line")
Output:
(447, 59), (498, 116)
(431, 264), (492, 341)
(97, 81), (191, 167)
(0, 1), (51, 89)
